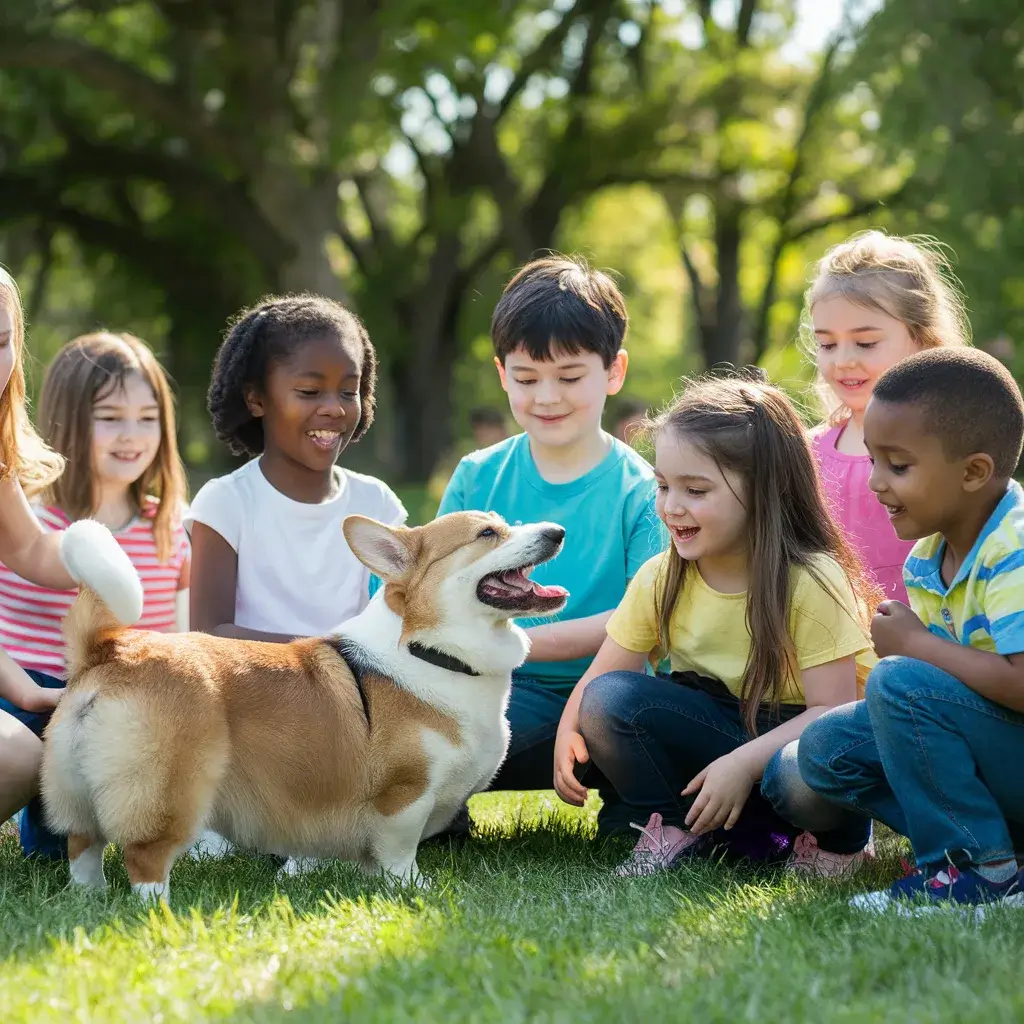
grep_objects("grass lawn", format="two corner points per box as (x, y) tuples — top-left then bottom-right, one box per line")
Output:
(2, 796), (1024, 1023)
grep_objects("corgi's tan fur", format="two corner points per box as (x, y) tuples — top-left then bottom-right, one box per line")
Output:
(42, 512), (567, 899)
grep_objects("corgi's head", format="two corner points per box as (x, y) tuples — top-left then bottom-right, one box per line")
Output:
(343, 512), (568, 656)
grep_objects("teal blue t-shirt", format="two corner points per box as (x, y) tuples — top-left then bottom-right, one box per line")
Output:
(435, 433), (666, 694)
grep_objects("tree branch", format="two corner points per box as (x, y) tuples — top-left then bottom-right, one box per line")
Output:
(679, 236), (706, 329)
(12, 133), (285, 274)
(496, 5), (579, 120)
(736, 0), (758, 47)
(785, 182), (911, 244)
(0, 35), (253, 170)
(750, 33), (842, 360)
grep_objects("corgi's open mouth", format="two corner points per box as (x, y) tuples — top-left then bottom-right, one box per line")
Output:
(477, 564), (568, 612)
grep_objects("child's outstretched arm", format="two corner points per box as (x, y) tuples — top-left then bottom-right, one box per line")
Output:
(189, 523), (298, 643)
(683, 654), (858, 835)
(553, 635), (649, 806)
(0, 646), (62, 713)
(523, 612), (614, 662)
(0, 476), (76, 589)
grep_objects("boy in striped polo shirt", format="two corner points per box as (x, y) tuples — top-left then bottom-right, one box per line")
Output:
(799, 347), (1024, 911)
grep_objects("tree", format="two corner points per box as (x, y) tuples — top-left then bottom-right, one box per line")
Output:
(849, 0), (1024, 357)
(0, 0), (676, 479)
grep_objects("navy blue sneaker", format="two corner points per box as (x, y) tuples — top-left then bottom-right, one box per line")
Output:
(851, 864), (1023, 914)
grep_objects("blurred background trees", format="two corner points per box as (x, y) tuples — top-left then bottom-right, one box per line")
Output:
(0, 0), (1020, 507)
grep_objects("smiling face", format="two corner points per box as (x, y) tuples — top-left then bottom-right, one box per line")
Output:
(496, 345), (626, 450)
(864, 397), (979, 541)
(248, 333), (362, 474)
(813, 295), (918, 418)
(654, 430), (748, 563)
(91, 372), (162, 490)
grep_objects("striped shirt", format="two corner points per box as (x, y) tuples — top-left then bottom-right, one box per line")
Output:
(0, 503), (189, 678)
(904, 480), (1024, 656)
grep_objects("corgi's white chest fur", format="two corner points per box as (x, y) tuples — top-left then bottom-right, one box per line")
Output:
(339, 594), (521, 835)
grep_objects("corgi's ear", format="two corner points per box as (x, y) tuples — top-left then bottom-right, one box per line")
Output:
(343, 516), (415, 581)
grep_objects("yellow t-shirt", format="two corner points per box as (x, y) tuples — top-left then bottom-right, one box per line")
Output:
(606, 553), (876, 705)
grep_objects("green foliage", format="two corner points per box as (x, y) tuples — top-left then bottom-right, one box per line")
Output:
(0, 1), (1021, 481)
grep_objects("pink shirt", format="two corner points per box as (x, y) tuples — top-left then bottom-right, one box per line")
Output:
(0, 503), (189, 678)
(812, 424), (912, 605)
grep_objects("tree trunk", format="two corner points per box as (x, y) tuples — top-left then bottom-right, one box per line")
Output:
(700, 198), (745, 368)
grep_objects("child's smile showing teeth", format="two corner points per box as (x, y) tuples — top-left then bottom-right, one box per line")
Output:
(671, 524), (700, 543)
(306, 429), (342, 451)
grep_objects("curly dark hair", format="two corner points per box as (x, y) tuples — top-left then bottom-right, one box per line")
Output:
(208, 293), (378, 457)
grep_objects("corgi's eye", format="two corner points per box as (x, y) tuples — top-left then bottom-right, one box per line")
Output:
(478, 527), (498, 539)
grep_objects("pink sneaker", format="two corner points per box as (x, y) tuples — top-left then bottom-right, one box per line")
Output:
(786, 830), (874, 878)
(615, 812), (706, 878)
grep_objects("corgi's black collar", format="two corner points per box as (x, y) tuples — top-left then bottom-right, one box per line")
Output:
(407, 642), (480, 677)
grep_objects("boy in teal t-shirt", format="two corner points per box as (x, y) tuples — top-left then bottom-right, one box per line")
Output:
(436, 255), (665, 838)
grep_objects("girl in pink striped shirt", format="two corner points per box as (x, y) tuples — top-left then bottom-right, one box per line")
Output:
(0, 330), (189, 858)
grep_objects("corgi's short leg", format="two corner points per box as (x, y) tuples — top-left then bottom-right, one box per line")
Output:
(124, 838), (180, 904)
(186, 829), (236, 860)
(67, 833), (107, 890)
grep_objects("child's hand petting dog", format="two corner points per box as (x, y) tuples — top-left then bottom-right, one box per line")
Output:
(871, 600), (928, 659)
(683, 750), (757, 835)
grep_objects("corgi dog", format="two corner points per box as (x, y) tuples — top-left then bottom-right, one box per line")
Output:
(41, 512), (568, 900)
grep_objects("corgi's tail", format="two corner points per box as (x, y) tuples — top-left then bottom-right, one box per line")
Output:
(60, 520), (144, 679)
(59, 519), (144, 627)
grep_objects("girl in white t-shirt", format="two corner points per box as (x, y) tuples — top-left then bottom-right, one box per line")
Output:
(188, 294), (406, 642)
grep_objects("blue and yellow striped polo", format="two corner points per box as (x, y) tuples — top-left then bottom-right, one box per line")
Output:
(903, 481), (1024, 655)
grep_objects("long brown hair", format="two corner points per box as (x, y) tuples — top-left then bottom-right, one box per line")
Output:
(649, 372), (880, 734)
(0, 268), (64, 494)
(37, 332), (187, 562)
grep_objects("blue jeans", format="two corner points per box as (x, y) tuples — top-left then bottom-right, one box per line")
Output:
(0, 670), (67, 860)
(578, 670), (805, 858)
(761, 738), (873, 855)
(799, 655), (1024, 871)
(489, 675), (630, 835)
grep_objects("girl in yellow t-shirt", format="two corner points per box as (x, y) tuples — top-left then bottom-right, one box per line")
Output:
(553, 372), (880, 878)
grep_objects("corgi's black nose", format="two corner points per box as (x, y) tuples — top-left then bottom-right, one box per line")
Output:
(542, 526), (565, 544)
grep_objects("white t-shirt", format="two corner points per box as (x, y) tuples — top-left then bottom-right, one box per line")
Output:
(185, 459), (407, 636)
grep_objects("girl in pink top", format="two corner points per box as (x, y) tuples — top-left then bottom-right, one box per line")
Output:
(780, 231), (972, 879)
(808, 231), (971, 605)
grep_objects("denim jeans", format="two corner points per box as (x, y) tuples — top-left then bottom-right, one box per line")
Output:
(488, 675), (630, 835)
(0, 669), (66, 860)
(799, 655), (1024, 871)
(761, 738), (873, 855)
(578, 669), (805, 856)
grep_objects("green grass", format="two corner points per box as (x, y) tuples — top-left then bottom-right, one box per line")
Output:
(2, 795), (1023, 1023)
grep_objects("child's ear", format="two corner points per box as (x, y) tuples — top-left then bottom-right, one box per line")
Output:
(962, 453), (996, 492)
(243, 386), (265, 419)
(605, 349), (629, 396)
(494, 356), (509, 393)
(343, 516), (416, 581)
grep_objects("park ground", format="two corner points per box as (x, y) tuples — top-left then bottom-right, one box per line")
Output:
(1, 791), (1023, 1023)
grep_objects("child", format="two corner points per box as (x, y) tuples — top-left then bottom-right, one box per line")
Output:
(0, 272), (144, 829)
(0, 330), (190, 857)
(808, 230), (969, 605)
(799, 348), (1024, 910)
(188, 294), (405, 642)
(436, 256), (664, 837)
(775, 232), (972, 877)
(553, 374), (879, 877)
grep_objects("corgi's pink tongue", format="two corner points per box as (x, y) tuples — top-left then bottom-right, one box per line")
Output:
(495, 569), (567, 599)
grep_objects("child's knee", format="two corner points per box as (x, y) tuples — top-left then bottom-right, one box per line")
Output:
(796, 714), (848, 795)
(578, 671), (642, 745)
(761, 741), (804, 812)
(865, 654), (947, 710)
